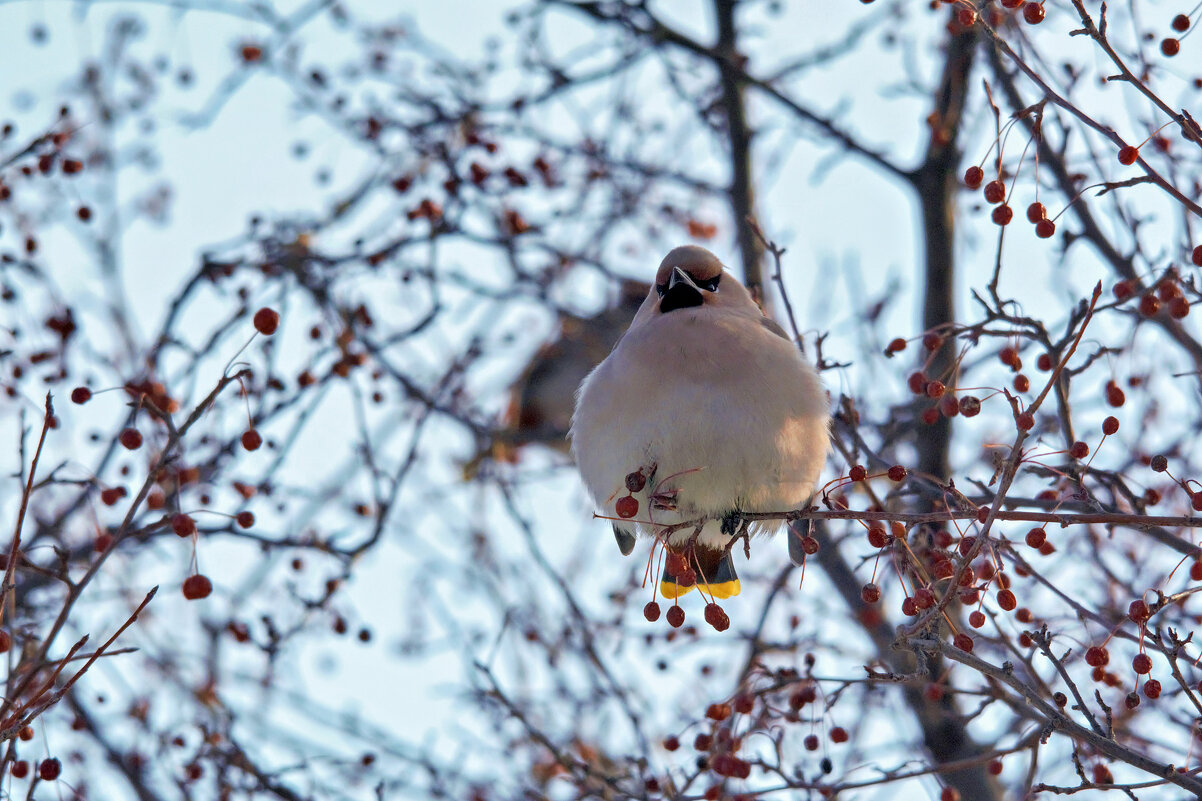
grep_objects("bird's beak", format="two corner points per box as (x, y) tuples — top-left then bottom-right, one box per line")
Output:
(660, 267), (704, 313)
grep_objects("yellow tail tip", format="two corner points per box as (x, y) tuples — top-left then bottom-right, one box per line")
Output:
(659, 578), (740, 600)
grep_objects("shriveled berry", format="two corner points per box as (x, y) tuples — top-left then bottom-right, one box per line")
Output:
(1102, 416), (1120, 435)
(1128, 599), (1151, 624)
(860, 583), (881, 604)
(241, 429), (263, 451)
(1132, 652), (1153, 674)
(119, 427), (143, 450)
(666, 606), (685, 628)
(625, 470), (647, 492)
(1085, 646), (1109, 667)
(615, 495), (639, 519)
(253, 307), (280, 335)
(1069, 441), (1089, 459)
(964, 166), (984, 189)
(849, 464), (867, 482)
(983, 180), (1006, 204)
(991, 204), (1014, 225)
(959, 395), (982, 417)
(183, 574), (212, 600)
(70, 386), (92, 404)
(1151, 454), (1169, 472)
(1105, 382), (1125, 407)
(704, 603), (730, 631)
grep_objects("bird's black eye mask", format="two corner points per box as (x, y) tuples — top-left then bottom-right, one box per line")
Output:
(655, 273), (721, 298)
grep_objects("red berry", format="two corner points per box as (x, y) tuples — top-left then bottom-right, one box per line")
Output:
(939, 395), (960, 418)
(1102, 416), (1120, 435)
(849, 464), (867, 481)
(1013, 374), (1030, 392)
(908, 372), (928, 394)
(1022, 2), (1045, 23)
(802, 535), (819, 555)
(38, 758), (61, 781)
(1118, 145), (1139, 165)
(1113, 280), (1135, 301)
(983, 180), (1006, 204)
(1016, 411), (1034, 431)
(1144, 678), (1162, 698)
(914, 587), (935, 610)
(1105, 381), (1125, 407)
(1000, 346), (1019, 367)
(706, 702), (731, 721)
(888, 465), (907, 481)
(867, 526), (888, 548)
(119, 427), (143, 450)
(1193, 245), (1202, 267)
(954, 632), (974, 652)
(615, 495), (639, 519)
(925, 380), (946, 398)
(1026, 202), (1046, 222)
(988, 759), (1003, 776)
(1139, 294), (1161, 316)
(1035, 219), (1055, 238)
(241, 429), (262, 451)
(1087, 647), (1110, 668)
(1190, 561), (1202, 581)
(1069, 441), (1089, 459)
(171, 513), (196, 538)
(964, 166), (984, 189)
(704, 603), (730, 631)
(1170, 296), (1190, 319)
(1002, 0), (1022, 6)
(860, 583), (881, 604)
(804, 733), (819, 751)
(70, 386), (92, 404)
(1172, 14), (1190, 32)
(1132, 653), (1153, 674)
(666, 606), (685, 628)
(942, 788), (962, 801)
(997, 589), (1017, 611)
(901, 596), (918, 616)
(734, 693), (755, 714)
(253, 307), (280, 335)
(663, 736), (679, 751)
(921, 407), (940, 425)
(183, 574), (213, 600)
(923, 332), (944, 351)
(969, 610), (986, 628)
(991, 204), (1014, 225)
(235, 511), (254, 529)
(956, 7), (977, 26)
(11, 761), (28, 778)
(1128, 599), (1151, 624)
(1161, 37), (1180, 56)
(958, 395), (981, 417)
(829, 726), (849, 743)
(1025, 527), (1047, 548)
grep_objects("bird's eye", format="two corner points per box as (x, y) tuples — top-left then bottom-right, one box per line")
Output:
(656, 283), (667, 297)
(698, 275), (721, 292)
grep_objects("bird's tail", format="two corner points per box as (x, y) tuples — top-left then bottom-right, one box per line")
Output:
(660, 546), (740, 600)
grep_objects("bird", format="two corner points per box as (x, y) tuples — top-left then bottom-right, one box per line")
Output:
(569, 245), (830, 601)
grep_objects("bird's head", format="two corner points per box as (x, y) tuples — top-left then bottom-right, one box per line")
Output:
(636, 246), (757, 324)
